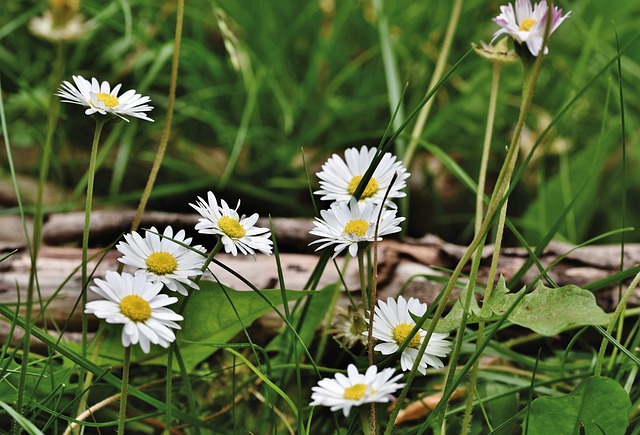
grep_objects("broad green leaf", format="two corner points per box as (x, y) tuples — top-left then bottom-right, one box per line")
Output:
(487, 277), (610, 336)
(436, 277), (610, 335)
(0, 357), (72, 404)
(526, 376), (631, 434)
(92, 282), (310, 370)
(434, 282), (483, 333)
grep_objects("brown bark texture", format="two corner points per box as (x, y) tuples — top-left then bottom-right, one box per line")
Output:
(1, 210), (638, 351)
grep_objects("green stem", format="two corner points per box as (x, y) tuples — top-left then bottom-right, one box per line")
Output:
(461, 186), (509, 434)
(594, 270), (640, 376)
(403, 0), (463, 166)
(384, 50), (542, 435)
(475, 63), (502, 235)
(164, 345), (174, 435)
(117, 346), (132, 435)
(357, 248), (368, 312)
(130, 0), (184, 233)
(82, 118), (105, 358)
(194, 237), (222, 286)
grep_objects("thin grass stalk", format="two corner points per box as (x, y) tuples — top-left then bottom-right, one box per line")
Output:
(12, 41), (65, 433)
(462, 186), (509, 434)
(403, 0), (463, 166)
(440, 237), (486, 434)
(372, 0), (406, 156)
(613, 27), (628, 373)
(117, 346), (132, 435)
(1, 78), (36, 435)
(595, 271), (640, 376)
(384, 39), (545, 434)
(130, 0), (184, 233)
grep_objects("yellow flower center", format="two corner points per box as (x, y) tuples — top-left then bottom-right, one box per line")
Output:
(219, 216), (246, 239)
(146, 251), (178, 275)
(348, 175), (379, 199)
(343, 383), (367, 401)
(119, 295), (152, 322)
(519, 18), (536, 32)
(343, 219), (369, 237)
(95, 92), (119, 108)
(392, 323), (421, 348)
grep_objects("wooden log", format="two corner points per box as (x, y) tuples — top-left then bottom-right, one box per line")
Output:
(1, 211), (639, 349)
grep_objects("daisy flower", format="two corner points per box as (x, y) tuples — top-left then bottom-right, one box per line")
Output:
(367, 296), (452, 375)
(309, 197), (404, 258)
(85, 271), (183, 353)
(116, 226), (206, 296)
(315, 146), (410, 204)
(491, 0), (570, 57)
(310, 364), (404, 417)
(190, 191), (273, 256)
(56, 75), (154, 122)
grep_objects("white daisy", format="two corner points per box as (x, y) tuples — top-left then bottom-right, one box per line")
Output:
(56, 75), (154, 122)
(491, 0), (570, 57)
(367, 296), (452, 375)
(190, 191), (273, 256)
(85, 271), (183, 353)
(29, 10), (92, 42)
(315, 146), (410, 204)
(116, 226), (206, 296)
(310, 364), (404, 417)
(309, 197), (404, 258)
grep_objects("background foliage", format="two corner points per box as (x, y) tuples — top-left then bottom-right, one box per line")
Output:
(1, 0), (639, 245)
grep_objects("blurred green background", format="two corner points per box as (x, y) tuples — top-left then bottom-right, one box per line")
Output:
(1, 0), (639, 245)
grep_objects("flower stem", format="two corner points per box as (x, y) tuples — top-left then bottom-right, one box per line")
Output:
(130, 0), (184, 233)
(475, 63), (503, 235)
(461, 61), (503, 432)
(82, 118), (105, 357)
(117, 346), (132, 435)
(357, 248), (368, 313)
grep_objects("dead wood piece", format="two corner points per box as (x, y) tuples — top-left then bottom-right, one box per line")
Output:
(42, 210), (317, 252)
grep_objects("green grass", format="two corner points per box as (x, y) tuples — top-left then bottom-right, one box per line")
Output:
(1, 0), (639, 433)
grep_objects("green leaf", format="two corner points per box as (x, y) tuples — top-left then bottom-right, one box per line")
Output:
(487, 277), (610, 336)
(93, 282), (309, 370)
(434, 282), (482, 333)
(526, 376), (631, 434)
(436, 277), (610, 335)
(175, 281), (310, 369)
(0, 357), (72, 404)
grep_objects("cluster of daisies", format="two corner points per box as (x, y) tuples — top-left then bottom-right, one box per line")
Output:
(308, 0), (571, 416)
(62, 0), (571, 420)
(307, 145), (453, 416)
(84, 193), (273, 353)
